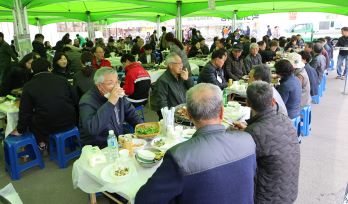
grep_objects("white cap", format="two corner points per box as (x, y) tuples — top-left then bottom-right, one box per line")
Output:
(108, 130), (114, 135)
(286, 52), (305, 69)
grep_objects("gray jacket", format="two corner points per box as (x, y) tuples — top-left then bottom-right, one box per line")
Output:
(309, 53), (326, 83)
(244, 53), (262, 73)
(224, 54), (246, 81)
(245, 108), (300, 204)
(295, 67), (312, 107)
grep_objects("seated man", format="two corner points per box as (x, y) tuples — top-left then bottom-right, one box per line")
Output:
(121, 54), (151, 107)
(248, 64), (288, 116)
(299, 51), (319, 96)
(92, 46), (111, 69)
(136, 83), (256, 204)
(138, 44), (156, 69)
(198, 49), (228, 90)
(199, 37), (209, 55)
(150, 53), (193, 119)
(243, 81), (300, 203)
(13, 58), (78, 150)
(244, 43), (262, 74)
(224, 44), (246, 81)
(79, 67), (143, 147)
(309, 43), (326, 83)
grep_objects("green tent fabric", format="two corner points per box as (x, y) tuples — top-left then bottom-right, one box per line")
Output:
(1, 0), (348, 25)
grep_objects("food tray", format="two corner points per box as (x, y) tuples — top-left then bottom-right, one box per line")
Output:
(174, 104), (194, 126)
(134, 122), (160, 139)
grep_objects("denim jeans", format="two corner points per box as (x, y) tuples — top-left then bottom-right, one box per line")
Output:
(336, 54), (348, 76)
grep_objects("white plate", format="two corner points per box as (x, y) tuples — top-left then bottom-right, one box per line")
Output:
(132, 138), (146, 151)
(100, 163), (135, 183)
(182, 129), (196, 139)
(151, 137), (167, 149)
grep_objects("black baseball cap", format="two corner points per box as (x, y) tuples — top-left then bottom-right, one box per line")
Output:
(232, 44), (243, 51)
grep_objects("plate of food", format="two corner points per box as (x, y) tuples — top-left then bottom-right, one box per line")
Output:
(175, 104), (193, 126)
(100, 163), (135, 183)
(182, 128), (196, 139)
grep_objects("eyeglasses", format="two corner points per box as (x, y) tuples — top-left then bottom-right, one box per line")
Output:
(101, 81), (119, 87)
(170, 62), (183, 65)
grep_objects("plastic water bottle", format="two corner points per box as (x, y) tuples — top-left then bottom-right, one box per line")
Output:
(107, 130), (119, 161)
(223, 89), (228, 107)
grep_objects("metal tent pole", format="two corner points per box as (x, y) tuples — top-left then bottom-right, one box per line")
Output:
(36, 17), (42, 34)
(156, 15), (161, 40)
(232, 10), (237, 32)
(13, 0), (31, 57)
(86, 11), (95, 40)
(175, 0), (182, 42)
(343, 70), (348, 95)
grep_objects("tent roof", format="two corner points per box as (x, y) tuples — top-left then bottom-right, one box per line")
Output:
(0, 0), (347, 25)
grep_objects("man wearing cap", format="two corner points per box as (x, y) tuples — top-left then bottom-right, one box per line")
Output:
(287, 53), (311, 108)
(224, 44), (246, 81)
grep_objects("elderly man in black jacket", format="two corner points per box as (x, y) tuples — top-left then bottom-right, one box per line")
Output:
(79, 67), (143, 147)
(236, 81), (300, 204)
(224, 44), (246, 81)
(0, 32), (18, 83)
(198, 49), (228, 90)
(150, 53), (193, 119)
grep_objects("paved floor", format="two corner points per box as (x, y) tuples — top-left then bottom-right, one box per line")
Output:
(0, 71), (347, 204)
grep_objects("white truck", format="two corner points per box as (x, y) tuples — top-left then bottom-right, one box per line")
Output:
(286, 20), (343, 42)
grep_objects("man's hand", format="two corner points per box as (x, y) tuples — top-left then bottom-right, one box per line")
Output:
(233, 121), (247, 130)
(180, 70), (189, 81)
(11, 130), (22, 136)
(108, 86), (125, 105)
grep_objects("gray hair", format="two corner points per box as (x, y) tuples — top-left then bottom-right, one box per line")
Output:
(93, 67), (117, 84)
(186, 83), (222, 121)
(165, 53), (181, 66)
(246, 81), (273, 112)
(252, 64), (271, 83)
(250, 43), (259, 49)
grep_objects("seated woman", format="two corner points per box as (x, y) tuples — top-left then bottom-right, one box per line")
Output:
(52, 52), (74, 80)
(73, 52), (95, 98)
(0, 52), (40, 96)
(12, 58), (79, 150)
(188, 41), (203, 58)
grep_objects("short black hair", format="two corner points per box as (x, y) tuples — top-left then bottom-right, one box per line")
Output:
(86, 40), (94, 48)
(275, 59), (294, 77)
(143, 44), (152, 51)
(299, 51), (312, 63)
(19, 52), (40, 68)
(211, 49), (227, 60)
(213, 36), (219, 42)
(250, 37), (257, 43)
(32, 58), (51, 74)
(0, 32), (4, 38)
(247, 81), (273, 112)
(162, 26), (166, 32)
(305, 42), (314, 49)
(52, 52), (70, 69)
(120, 53), (135, 63)
(257, 41), (266, 47)
(35, 33), (44, 39)
(252, 64), (271, 83)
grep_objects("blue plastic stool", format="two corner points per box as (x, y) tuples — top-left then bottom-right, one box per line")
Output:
(300, 106), (311, 136)
(49, 127), (81, 168)
(328, 59), (334, 71)
(4, 133), (45, 180)
(322, 73), (327, 92)
(291, 116), (301, 143)
(318, 83), (323, 97)
(312, 95), (320, 104)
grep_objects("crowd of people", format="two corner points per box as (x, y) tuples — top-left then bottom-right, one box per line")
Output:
(0, 24), (347, 203)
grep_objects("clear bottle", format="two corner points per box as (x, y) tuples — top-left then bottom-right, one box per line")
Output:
(223, 89), (228, 107)
(107, 130), (119, 161)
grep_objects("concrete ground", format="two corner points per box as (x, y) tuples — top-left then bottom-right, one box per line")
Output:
(1, 71), (348, 204)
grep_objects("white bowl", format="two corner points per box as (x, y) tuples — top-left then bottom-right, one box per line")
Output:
(137, 149), (155, 161)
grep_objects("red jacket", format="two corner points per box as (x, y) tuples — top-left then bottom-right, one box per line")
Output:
(123, 62), (151, 100)
(92, 57), (111, 69)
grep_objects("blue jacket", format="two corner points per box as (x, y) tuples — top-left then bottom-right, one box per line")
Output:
(79, 86), (143, 147)
(277, 74), (301, 119)
(135, 124), (256, 204)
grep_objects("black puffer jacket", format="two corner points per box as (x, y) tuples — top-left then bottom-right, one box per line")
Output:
(245, 108), (300, 204)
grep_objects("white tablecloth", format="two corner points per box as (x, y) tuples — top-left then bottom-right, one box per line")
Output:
(0, 102), (19, 137)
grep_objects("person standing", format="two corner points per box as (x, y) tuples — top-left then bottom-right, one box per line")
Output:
(32, 33), (47, 59)
(335, 27), (348, 79)
(267, 25), (272, 38)
(0, 32), (18, 83)
(165, 32), (191, 74)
